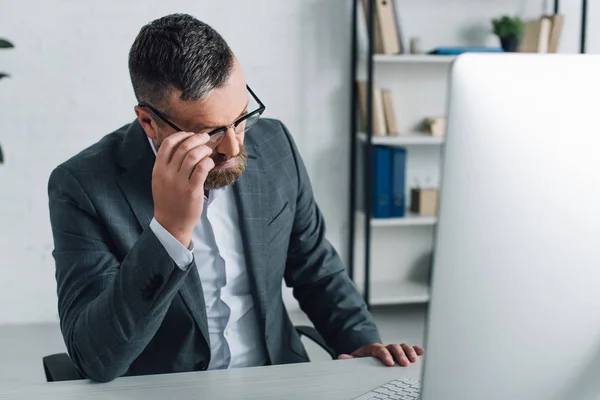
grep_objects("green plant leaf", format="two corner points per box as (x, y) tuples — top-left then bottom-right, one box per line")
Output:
(0, 38), (14, 48)
(491, 15), (524, 39)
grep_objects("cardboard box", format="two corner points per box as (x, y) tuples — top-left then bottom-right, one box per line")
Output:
(410, 188), (439, 216)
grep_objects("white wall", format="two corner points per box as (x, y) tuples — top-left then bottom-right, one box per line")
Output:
(0, 0), (598, 324)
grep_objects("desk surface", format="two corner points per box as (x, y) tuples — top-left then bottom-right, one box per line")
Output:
(0, 358), (422, 400)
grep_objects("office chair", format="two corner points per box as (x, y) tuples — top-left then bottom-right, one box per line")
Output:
(43, 325), (336, 382)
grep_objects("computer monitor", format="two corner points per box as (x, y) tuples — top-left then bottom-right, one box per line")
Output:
(421, 53), (600, 400)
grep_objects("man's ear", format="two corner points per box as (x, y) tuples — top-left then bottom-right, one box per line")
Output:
(134, 106), (159, 140)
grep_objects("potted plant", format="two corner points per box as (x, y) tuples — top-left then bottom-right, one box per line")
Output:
(0, 37), (14, 164)
(492, 16), (524, 52)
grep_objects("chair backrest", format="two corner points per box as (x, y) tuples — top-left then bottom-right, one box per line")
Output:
(43, 353), (84, 382)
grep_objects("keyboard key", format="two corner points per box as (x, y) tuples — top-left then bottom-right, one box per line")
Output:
(353, 378), (422, 400)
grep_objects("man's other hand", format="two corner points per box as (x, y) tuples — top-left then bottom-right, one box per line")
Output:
(338, 343), (424, 367)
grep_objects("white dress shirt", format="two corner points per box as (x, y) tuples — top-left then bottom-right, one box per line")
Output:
(147, 139), (267, 369)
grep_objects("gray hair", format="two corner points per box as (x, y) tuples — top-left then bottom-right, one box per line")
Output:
(128, 13), (234, 112)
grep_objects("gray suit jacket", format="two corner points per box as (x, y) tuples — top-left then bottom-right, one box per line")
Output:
(48, 118), (381, 382)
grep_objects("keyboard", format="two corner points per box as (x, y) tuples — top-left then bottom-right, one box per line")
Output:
(352, 377), (421, 400)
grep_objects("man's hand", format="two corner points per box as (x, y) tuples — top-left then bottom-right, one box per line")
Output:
(152, 132), (215, 248)
(338, 343), (424, 367)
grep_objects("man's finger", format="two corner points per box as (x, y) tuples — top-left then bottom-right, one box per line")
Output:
(400, 343), (418, 363)
(155, 131), (195, 165)
(388, 344), (409, 366)
(414, 346), (425, 356)
(338, 354), (353, 360)
(374, 345), (394, 367)
(180, 145), (213, 176)
(189, 157), (215, 189)
(171, 133), (211, 171)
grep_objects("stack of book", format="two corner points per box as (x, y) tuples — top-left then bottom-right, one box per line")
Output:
(362, 0), (404, 54)
(357, 81), (398, 136)
(519, 14), (564, 53)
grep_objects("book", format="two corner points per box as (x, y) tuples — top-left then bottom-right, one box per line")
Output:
(361, 0), (384, 53)
(390, 0), (405, 54)
(374, 0), (401, 54)
(519, 16), (552, 53)
(381, 89), (399, 135)
(357, 81), (387, 136)
(391, 147), (407, 217)
(373, 146), (393, 218)
(547, 14), (564, 53)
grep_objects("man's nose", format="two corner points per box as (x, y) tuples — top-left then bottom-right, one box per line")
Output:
(215, 127), (240, 157)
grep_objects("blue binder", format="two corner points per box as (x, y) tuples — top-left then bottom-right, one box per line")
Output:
(391, 147), (407, 217)
(372, 146), (392, 218)
(428, 47), (504, 55)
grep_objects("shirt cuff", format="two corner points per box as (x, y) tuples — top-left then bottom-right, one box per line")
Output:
(149, 218), (194, 270)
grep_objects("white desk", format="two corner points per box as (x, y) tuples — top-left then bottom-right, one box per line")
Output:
(0, 358), (422, 400)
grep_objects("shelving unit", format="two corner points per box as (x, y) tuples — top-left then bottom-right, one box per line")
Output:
(348, 0), (449, 309)
(348, 0), (589, 309)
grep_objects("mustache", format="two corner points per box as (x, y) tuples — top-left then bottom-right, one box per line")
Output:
(211, 145), (247, 165)
(212, 152), (232, 165)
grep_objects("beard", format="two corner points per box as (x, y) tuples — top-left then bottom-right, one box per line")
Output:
(203, 144), (248, 190)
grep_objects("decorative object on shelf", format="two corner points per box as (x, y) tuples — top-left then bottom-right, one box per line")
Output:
(421, 117), (446, 136)
(410, 188), (438, 216)
(409, 37), (421, 54)
(0, 37), (14, 164)
(491, 15), (524, 52)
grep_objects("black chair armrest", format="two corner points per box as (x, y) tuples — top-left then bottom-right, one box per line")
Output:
(43, 353), (84, 382)
(295, 325), (336, 359)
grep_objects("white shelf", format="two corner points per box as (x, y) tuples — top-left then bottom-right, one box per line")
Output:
(357, 211), (437, 227)
(373, 54), (456, 64)
(358, 132), (444, 146)
(357, 280), (430, 305)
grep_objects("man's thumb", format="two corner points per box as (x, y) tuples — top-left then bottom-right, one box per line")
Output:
(338, 354), (354, 360)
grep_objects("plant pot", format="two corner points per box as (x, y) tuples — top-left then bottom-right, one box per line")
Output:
(500, 35), (520, 52)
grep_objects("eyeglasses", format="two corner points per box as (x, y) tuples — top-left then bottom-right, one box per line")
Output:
(138, 85), (265, 148)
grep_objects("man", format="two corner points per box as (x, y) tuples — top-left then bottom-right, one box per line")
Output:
(48, 13), (423, 382)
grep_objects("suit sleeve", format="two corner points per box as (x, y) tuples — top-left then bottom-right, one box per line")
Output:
(48, 166), (193, 382)
(279, 122), (383, 356)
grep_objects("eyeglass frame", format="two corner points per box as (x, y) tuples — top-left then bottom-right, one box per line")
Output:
(137, 84), (266, 138)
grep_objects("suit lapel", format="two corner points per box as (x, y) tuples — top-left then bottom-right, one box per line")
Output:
(233, 146), (268, 325)
(114, 123), (154, 231)
(115, 121), (210, 348)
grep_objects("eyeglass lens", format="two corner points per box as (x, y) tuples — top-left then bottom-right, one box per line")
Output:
(206, 93), (262, 148)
